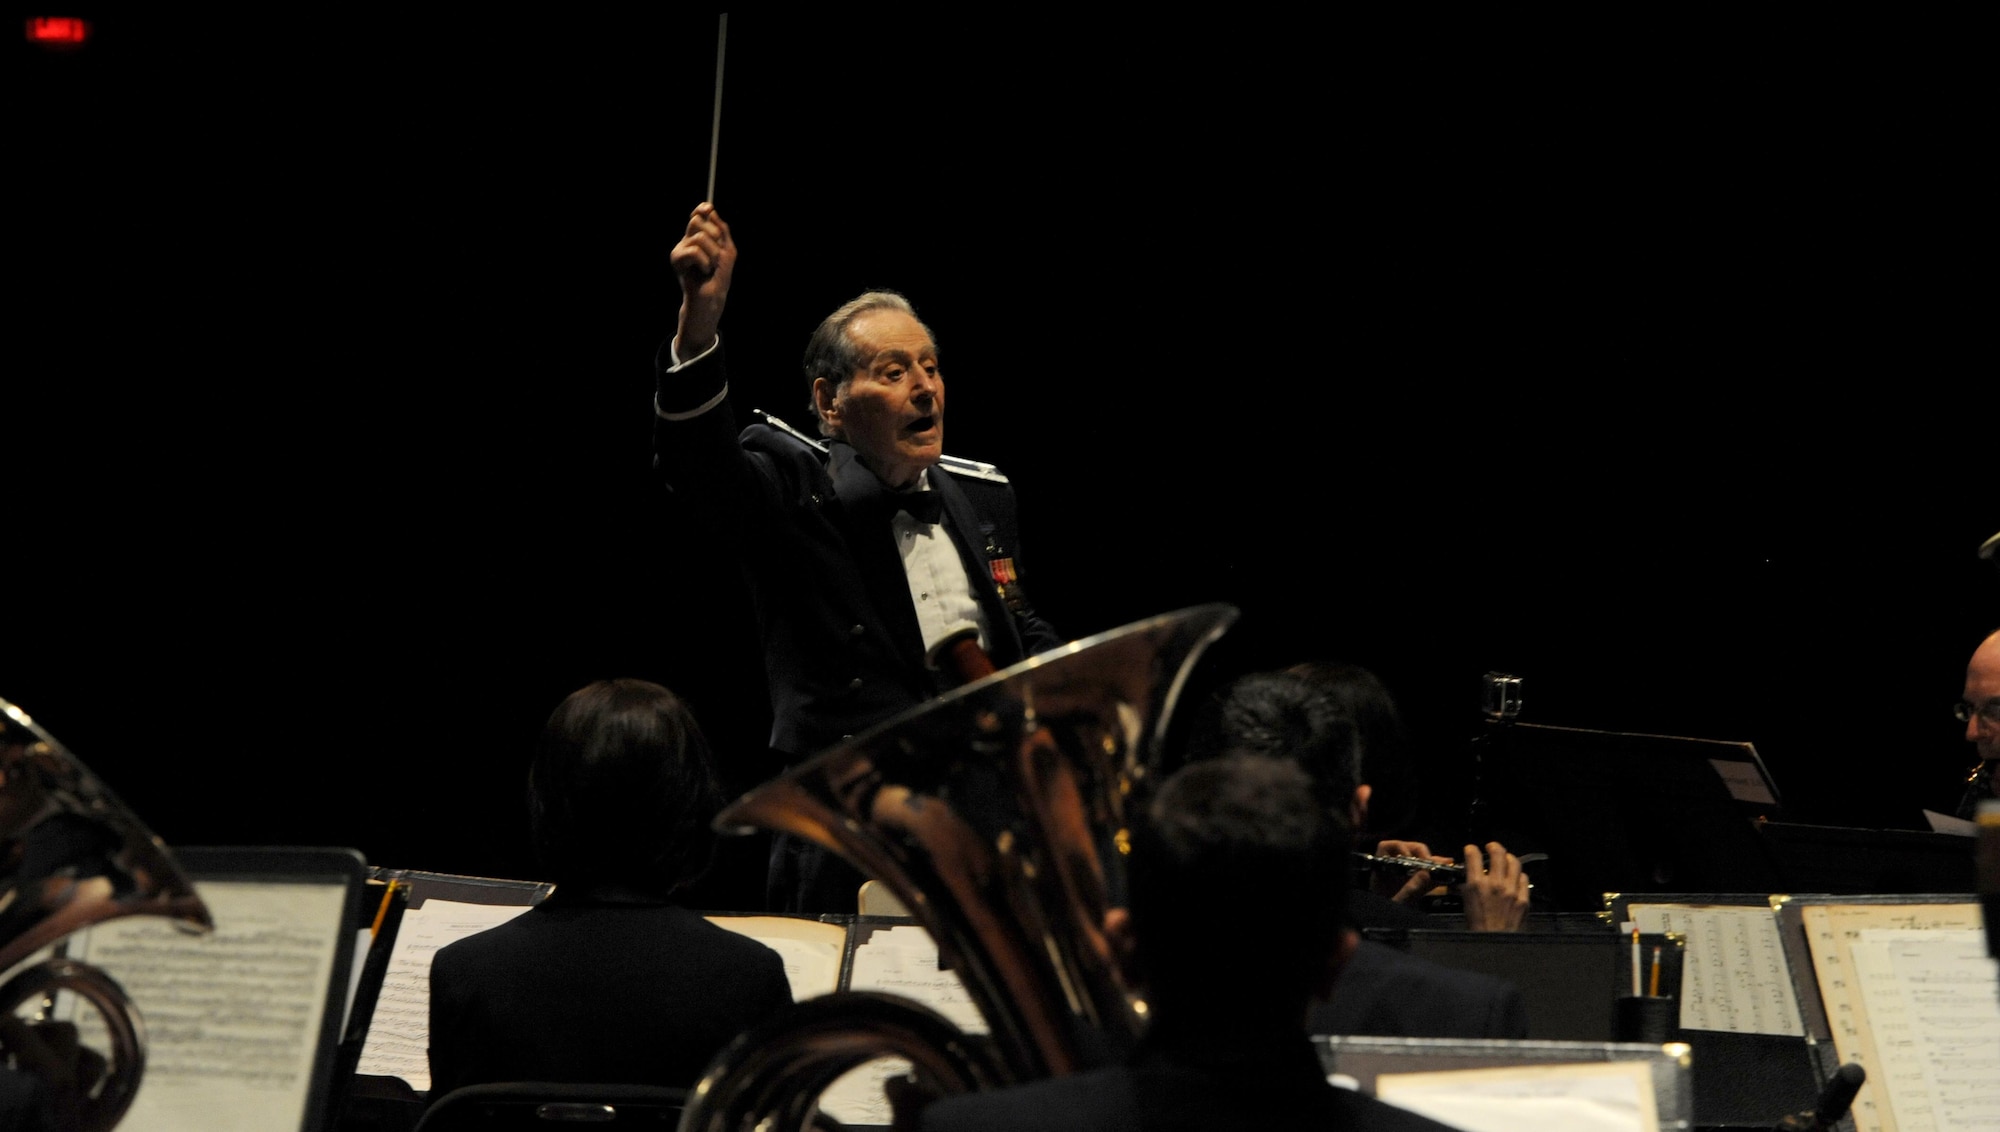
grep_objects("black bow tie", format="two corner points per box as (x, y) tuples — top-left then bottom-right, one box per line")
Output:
(891, 492), (944, 524)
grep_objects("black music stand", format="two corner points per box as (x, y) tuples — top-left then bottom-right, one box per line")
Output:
(1364, 928), (1685, 1042)
(1606, 893), (1822, 1130)
(1757, 822), (1976, 894)
(1470, 722), (1786, 913)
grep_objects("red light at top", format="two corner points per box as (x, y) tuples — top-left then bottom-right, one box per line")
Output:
(26, 17), (91, 46)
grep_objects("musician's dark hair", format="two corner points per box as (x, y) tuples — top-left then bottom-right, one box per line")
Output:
(527, 678), (726, 895)
(1127, 755), (1350, 1027)
(802, 290), (936, 437)
(1194, 670), (1364, 814)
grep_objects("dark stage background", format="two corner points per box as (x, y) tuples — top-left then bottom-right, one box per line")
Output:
(12, 12), (1994, 910)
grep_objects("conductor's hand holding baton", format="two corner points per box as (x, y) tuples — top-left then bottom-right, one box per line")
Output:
(672, 202), (736, 359)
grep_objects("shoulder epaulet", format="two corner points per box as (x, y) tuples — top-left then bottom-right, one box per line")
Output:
(749, 409), (830, 455)
(749, 409), (1012, 484)
(936, 454), (1010, 484)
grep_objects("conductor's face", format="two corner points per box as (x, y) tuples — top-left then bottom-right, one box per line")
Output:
(818, 309), (944, 490)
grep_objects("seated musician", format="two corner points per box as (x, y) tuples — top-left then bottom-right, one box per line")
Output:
(1204, 665), (1531, 931)
(425, 679), (792, 1100)
(919, 756), (1458, 1132)
(1952, 627), (2000, 819)
(1192, 668), (1529, 1040)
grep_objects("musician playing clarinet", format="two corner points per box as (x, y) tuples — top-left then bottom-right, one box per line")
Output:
(655, 203), (1063, 914)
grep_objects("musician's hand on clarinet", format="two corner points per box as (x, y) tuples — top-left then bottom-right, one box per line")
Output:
(1372, 839), (1448, 904)
(671, 202), (736, 357)
(1459, 841), (1530, 932)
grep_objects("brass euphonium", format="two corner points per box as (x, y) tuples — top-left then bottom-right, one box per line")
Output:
(680, 604), (1239, 1132)
(0, 697), (212, 1132)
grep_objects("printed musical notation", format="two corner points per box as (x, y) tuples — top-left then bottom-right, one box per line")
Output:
(820, 924), (987, 1128)
(1798, 901), (1989, 1132)
(846, 924), (986, 1034)
(707, 914), (845, 1002)
(1629, 902), (1803, 1036)
(353, 898), (534, 1093)
(64, 878), (350, 1132)
(1849, 929), (1999, 1132)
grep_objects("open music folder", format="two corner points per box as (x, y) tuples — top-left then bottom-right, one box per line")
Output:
(1774, 894), (1998, 1132)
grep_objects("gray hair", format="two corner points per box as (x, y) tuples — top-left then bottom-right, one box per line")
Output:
(802, 290), (935, 437)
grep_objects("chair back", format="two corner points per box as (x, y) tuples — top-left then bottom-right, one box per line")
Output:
(413, 1082), (689, 1131)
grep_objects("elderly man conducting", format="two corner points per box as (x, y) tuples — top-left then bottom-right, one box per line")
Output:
(652, 203), (1063, 912)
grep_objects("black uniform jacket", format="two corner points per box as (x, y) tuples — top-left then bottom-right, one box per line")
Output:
(655, 342), (1062, 761)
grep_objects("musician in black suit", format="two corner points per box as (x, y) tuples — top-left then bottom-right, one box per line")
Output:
(426, 680), (792, 1100)
(656, 203), (1062, 912)
(920, 756), (1458, 1132)
(1202, 667), (1532, 931)
(1192, 669), (1529, 1040)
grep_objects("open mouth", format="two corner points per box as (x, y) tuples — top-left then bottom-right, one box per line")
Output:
(906, 415), (937, 435)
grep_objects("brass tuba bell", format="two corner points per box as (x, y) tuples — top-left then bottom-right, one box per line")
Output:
(681, 604), (1238, 1131)
(0, 697), (212, 1132)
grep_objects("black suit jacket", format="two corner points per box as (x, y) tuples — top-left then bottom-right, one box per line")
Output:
(1310, 938), (1530, 1040)
(655, 342), (1062, 761)
(426, 900), (791, 1100)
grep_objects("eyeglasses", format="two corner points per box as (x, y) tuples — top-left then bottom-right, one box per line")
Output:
(1952, 700), (2000, 726)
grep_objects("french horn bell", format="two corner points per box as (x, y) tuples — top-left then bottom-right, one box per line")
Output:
(1, 697), (212, 1132)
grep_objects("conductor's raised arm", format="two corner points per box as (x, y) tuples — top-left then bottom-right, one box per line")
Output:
(670, 202), (735, 361)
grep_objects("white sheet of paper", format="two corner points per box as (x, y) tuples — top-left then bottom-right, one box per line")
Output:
(821, 925), (986, 1127)
(760, 936), (842, 1002)
(1629, 903), (1803, 1036)
(353, 898), (534, 1093)
(1800, 901), (1987, 1132)
(1850, 928), (2000, 1132)
(1375, 1060), (1658, 1132)
(820, 1057), (913, 1129)
(845, 924), (986, 1034)
(705, 915), (845, 1001)
(64, 878), (349, 1132)
(1920, 809), (1976, 836)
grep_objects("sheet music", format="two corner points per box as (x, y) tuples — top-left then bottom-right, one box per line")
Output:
(1629, 903), (1802, 1035)
(1799, 901), (1986, 1132)
(706, 914), (845, 1000)
(820, 1058), (913, 1129)
(1374, 1060), (1659, 1132)
(64, 878), (349, 1132)
(846, 924), (986, 1033)
(1849, 929), (2000, 1132)
(821, 925), (986, 1127)
(353, 898), (532, 1093)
